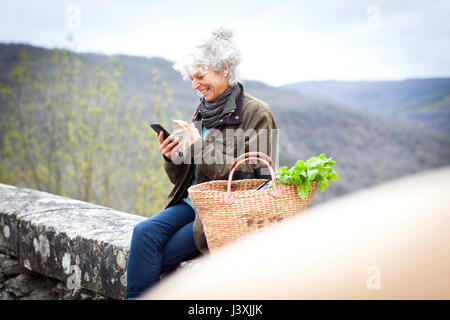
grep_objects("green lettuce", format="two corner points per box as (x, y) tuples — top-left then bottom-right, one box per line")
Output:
(267, 153), (338, 199)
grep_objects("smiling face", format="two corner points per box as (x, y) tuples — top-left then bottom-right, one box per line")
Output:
(189, 64), (230, 102)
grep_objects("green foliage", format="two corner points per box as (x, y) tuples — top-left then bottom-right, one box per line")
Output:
(0, 48), (176, 217)
(268, 153), (338, 198)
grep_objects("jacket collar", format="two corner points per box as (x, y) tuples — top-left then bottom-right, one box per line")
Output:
(192, 82), (244, 127)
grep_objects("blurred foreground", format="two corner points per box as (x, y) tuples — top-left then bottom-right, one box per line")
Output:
(142, 166), (450, 299)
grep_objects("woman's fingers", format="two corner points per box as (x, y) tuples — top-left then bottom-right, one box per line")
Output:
(173, 119), (189, 130)
(173, 119), (187, 125)
(161, 120), (199, 152)
(163, 139), (182, 160)
(159, 131), (174, 147)
(172, 140), (184, 153)
(158, 131), (168, 149)
(158, 131), (167, 145)
(166, 129), (183, 142)
(160, 136), (179, 152)
(167, 141), (185, 161)
(172, 128), (184, 135)
(173, 119), (201, 146)
(156, 127), (186, 160)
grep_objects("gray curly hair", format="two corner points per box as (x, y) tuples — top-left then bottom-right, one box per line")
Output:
(173, 26), (243, 86)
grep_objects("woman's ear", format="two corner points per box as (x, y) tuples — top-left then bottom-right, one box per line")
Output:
(223, 63), (229, 77)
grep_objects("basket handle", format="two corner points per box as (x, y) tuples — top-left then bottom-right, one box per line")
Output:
(231, 151), (273, 170)
(224, 156), (281, 204)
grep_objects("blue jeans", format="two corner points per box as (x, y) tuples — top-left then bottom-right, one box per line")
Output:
(126, 202), (201, 299)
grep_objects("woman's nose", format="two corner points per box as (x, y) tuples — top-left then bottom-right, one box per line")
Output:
(192, 79), (200, 90)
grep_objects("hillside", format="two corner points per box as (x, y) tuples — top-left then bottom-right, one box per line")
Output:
(282, 79), (450, 134)
(243, 81), (450, 204)
(1, 43), (450, 208)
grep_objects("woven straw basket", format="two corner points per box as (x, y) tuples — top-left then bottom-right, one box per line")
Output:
(188, 152), (317, 252)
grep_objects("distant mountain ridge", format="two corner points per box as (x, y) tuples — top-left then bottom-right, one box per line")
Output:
(1, 42), (449, 207)
(282, 78), (450, 133)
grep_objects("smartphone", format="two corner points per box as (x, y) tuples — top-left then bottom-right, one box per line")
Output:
(150, 123), (171, 140)
(255, 179), (271, 190)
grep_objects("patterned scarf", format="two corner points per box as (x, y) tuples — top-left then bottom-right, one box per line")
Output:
(197, 84), (237, 129)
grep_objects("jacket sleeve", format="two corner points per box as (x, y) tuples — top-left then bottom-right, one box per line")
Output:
(186, 106), (277, 181)
(162, 155), (188, 185)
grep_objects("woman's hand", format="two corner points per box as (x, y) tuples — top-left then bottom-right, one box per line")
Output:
(157, 131), (184, 161)
(172, 119), (201, 146)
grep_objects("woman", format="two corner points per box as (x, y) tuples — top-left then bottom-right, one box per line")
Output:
(126, 27), (278, 299)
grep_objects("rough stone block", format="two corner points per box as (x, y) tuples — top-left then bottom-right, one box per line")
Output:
(0, 183), (145, 299)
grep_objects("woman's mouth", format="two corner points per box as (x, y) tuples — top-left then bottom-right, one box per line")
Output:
(200, 88), (210, 96)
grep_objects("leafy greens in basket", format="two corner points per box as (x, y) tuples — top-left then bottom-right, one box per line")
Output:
(267, 153), (338, 199)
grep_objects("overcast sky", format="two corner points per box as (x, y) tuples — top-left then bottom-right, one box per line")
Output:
(1, 0), (449, 86)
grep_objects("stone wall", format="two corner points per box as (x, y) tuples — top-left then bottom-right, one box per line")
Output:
(0, 183), (145, 300)
(0, 252), (110, 300)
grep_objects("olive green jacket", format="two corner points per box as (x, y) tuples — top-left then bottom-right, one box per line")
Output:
(161, 83), (278, 254)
